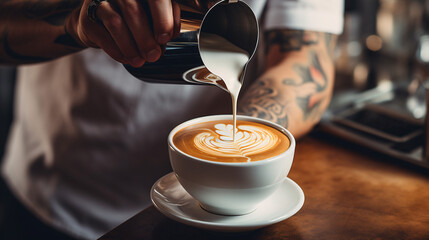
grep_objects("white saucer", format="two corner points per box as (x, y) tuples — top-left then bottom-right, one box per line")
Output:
(150, 172), (305, 232)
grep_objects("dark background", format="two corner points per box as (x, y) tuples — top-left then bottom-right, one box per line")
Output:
(0, 66), (15, 161)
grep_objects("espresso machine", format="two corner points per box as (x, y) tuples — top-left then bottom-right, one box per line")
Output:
(319, 0), (429, 170)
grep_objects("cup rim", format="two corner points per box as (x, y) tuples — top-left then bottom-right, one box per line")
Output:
(168, 114), (296, 166)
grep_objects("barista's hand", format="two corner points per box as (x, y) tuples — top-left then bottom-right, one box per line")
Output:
(68, 0), (181, 67)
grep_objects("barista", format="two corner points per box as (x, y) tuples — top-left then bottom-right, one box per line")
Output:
(0, 0), (343, 239)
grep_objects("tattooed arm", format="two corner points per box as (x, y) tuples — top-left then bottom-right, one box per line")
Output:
(0, 0), (180, 66)
(0, 0), (85, 64)
(238, 30), (337, 138)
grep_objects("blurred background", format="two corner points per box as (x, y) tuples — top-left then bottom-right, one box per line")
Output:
(0, 66), (15, 163)
(333, 0), (429, 114)
(1, 0), (429, 168)
(321, 0), (429, 170)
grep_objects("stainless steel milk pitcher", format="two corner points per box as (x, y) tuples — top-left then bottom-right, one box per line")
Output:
(123, 0), (258, 84)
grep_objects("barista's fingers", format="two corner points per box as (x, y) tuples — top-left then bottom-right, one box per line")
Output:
(172, 1), (181, 39)
(89, 24), (125, 64)
(114, 0), (162, 62)
(147, 0), (175, 44)
(97, 2), (145, 67)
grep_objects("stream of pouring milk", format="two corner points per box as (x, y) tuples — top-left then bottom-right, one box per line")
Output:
(199, 33), (250, 141)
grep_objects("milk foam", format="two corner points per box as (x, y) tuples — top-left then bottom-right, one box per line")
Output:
(194, 123), (280, 162)
(173, 120), (290, 163)
(199, 33), (250, 141)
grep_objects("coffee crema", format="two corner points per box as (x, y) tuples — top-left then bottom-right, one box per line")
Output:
(173, 120), (290, 163)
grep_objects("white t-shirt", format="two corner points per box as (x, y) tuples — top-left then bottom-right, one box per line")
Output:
(2, 1), (343, 239)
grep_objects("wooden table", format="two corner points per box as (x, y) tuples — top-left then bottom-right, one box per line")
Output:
(99, 134), (429, 240)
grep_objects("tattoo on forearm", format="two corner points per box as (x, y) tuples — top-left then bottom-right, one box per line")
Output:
(54, 33), (82, 48)
(324, 33), (335, 58)
(239, 50), (329, 127)
(23, 1), (84, 48)
(324, 33), (332, 52)
(238, 79), (290, 128)
(286, 50), (328, 121)
(0, 0), (83, 62)
(22, 0), (82, 26)
(239, 29), (335, 129)
(2, 28), (50, 62)
(55, 24), (84, 48)
(265, 30), (320, 52)
(265, 29), (335, 59)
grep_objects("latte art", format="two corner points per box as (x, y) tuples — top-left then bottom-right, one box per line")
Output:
(194, 124), (279, 162)
(173, 120), (290, 163)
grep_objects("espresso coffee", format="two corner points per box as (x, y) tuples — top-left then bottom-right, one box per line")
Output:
(173, 120), (290, 163)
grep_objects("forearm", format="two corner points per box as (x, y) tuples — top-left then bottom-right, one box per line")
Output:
(0, 0), (85, 65)
(238, 30), (337, 138)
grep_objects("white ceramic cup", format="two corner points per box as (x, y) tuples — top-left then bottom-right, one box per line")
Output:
(168, 115), (296, 215)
